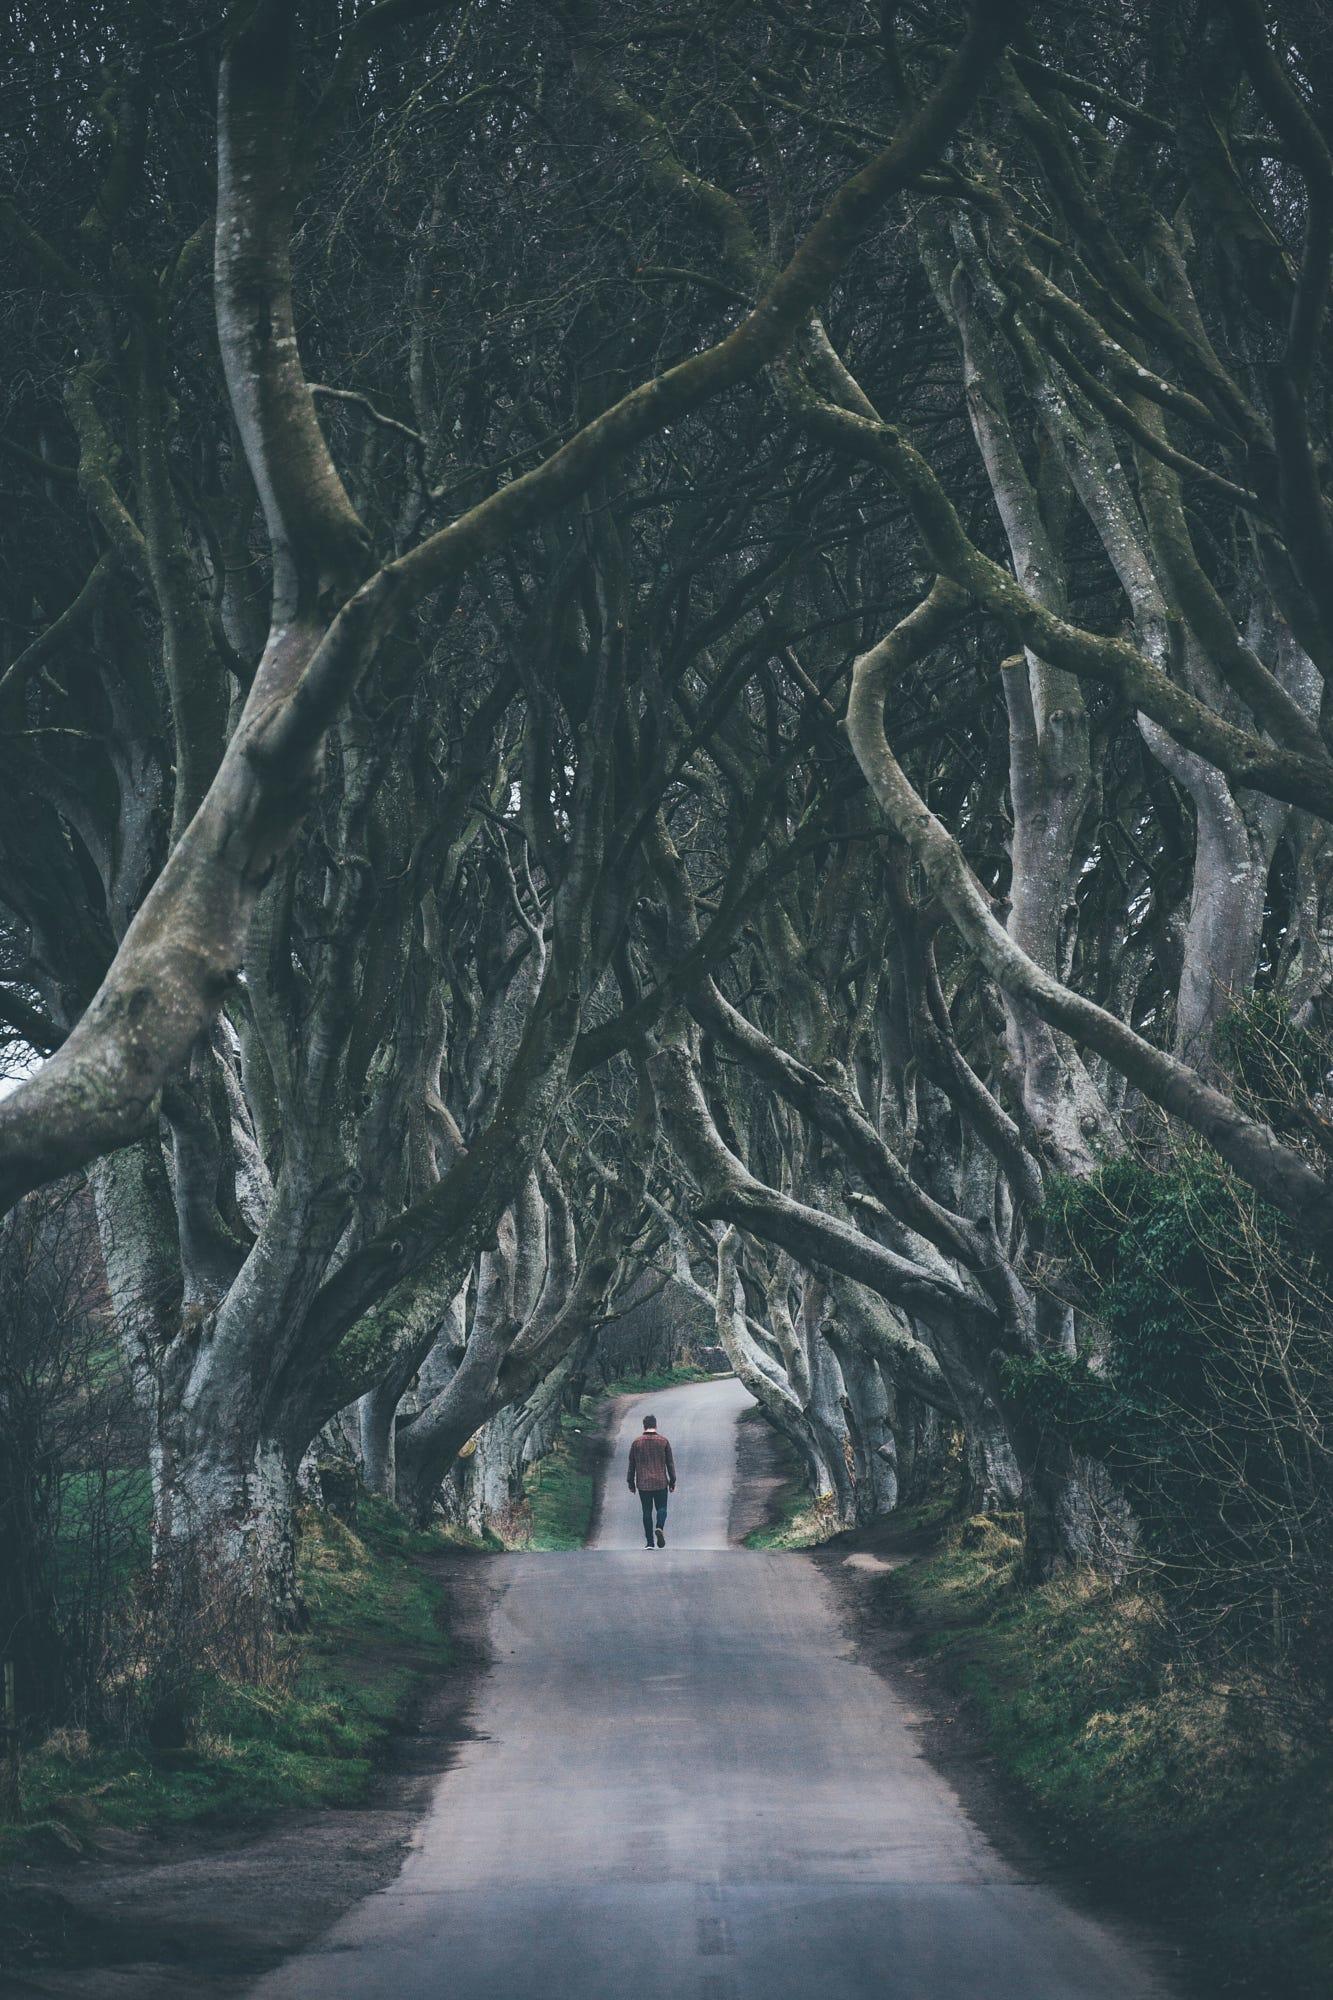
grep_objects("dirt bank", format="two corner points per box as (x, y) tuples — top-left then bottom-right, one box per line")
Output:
(727, 1401), (799, 1545)
(0, 1551), (496, 2000)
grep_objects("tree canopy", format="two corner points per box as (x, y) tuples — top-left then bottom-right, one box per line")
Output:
(1, 0), (1331, 1675)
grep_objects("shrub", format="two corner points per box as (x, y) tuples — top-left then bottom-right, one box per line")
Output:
(0, 1186), (144, 1734)
(1032, 1136), (1333, 1698)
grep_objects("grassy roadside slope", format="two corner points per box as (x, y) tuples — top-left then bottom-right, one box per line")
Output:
(0, 1498), (452, 1868)
(885, 1508), (1333, 2000)
(522, 1407), (604, 1549)
(599, 1361), (714, 1396)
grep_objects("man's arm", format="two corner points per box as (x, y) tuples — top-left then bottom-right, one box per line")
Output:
(665, 1439), (676, 1490)
(627, 1437), (638, 1490)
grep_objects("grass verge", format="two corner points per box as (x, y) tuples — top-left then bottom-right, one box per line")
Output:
(887, 1508), (1333, 1999)
(521, 1409), (602, 1549)
(0, 1497), (452, 1866)
(745, 1489), (842, 1550)
(598, 1361), (715, 1396)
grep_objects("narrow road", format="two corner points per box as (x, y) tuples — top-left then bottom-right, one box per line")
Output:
(251, 1378), (1171, 2000)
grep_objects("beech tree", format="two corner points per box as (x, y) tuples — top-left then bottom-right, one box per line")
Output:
(3, 0), (1332, 1626)
(565, 0), (1333, 1566)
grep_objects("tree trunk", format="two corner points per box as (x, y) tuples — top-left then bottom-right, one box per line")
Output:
(828, 1334), (899, 1520)
(929, 1328), (1024, 1517)
(357, 1380), (398, 1498)
(1021, 1442), (1138, 1582)
(802, 1282), (858, 1527)
(149, 1401), (304, 1627)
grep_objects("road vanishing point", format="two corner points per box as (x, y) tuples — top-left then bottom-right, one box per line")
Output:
(251, 1376), (1172, 2000)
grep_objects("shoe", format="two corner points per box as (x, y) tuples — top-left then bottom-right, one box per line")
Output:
(655, 1527), (666, 1547)
(645, 1540), (655, 1549)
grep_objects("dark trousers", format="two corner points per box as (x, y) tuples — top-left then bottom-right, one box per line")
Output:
(638, 1487), (668, 1543)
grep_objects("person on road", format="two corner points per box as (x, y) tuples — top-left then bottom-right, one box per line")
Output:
(627, 1413), (676, 1547)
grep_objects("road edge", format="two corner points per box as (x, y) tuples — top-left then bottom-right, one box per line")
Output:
(814, 1524), (1198, 1999)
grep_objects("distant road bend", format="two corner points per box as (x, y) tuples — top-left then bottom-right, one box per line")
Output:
(252, 1377), (1172, 2000)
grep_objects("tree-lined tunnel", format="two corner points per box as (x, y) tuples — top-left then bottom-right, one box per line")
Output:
(2, 1), (1332, 1991)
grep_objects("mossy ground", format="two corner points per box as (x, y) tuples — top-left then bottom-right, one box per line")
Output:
(886, 1506), (1333, 1999)
(745, 1492), (842, 1549)
(519, 1409), (602, 1550)
(0, 1498), (452, 1865)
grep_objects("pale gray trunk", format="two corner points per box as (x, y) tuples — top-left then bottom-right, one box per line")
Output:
(1027, 361), (1310, 1078)
(800, 1278), (857, 1526)
(712, 1227), (839, 1509)
(451, 1409), (523, 1536)
(1149, 614), (1315, 1067)
(512, 1335), (588, 1464)
(926, 222), (1109, 1171)
(828, 1334), (898, 1519)
(150, 1406), (303, 1620)
(90, 1140), (181, 1404)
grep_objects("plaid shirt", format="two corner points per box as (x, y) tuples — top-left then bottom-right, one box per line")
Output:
(627, 1430), (676, 1492)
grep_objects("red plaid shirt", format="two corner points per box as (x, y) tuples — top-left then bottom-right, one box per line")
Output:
(627, 1430), (676, 1492)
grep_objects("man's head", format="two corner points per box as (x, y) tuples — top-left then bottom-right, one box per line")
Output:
(642, 1415), (657, 1432)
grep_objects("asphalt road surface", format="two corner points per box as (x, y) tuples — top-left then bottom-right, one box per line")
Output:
(251, 1377), (1171, 2000)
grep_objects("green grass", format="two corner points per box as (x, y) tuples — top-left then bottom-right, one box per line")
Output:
(53, 1466), (152, 1585)
(745, 1489), (841, 1549)
(888, 1508), (1333, 1998)
(0, 1498), (452, 1863)
(521, 1410), (600, 1550)
(598, 1360), (717, 1396)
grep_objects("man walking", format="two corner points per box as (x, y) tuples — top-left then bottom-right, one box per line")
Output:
(627, 1413), (676, 1547)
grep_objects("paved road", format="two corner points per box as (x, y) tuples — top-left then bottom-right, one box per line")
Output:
(595, 1375), (751, 1549)
(251, 1378), (1171, 2000)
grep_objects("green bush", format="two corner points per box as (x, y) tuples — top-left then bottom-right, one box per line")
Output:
(0, 1500), (451, 1861)
(1032, 1127), (1333, 1691)
(891, 1510), (1333, 1999)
